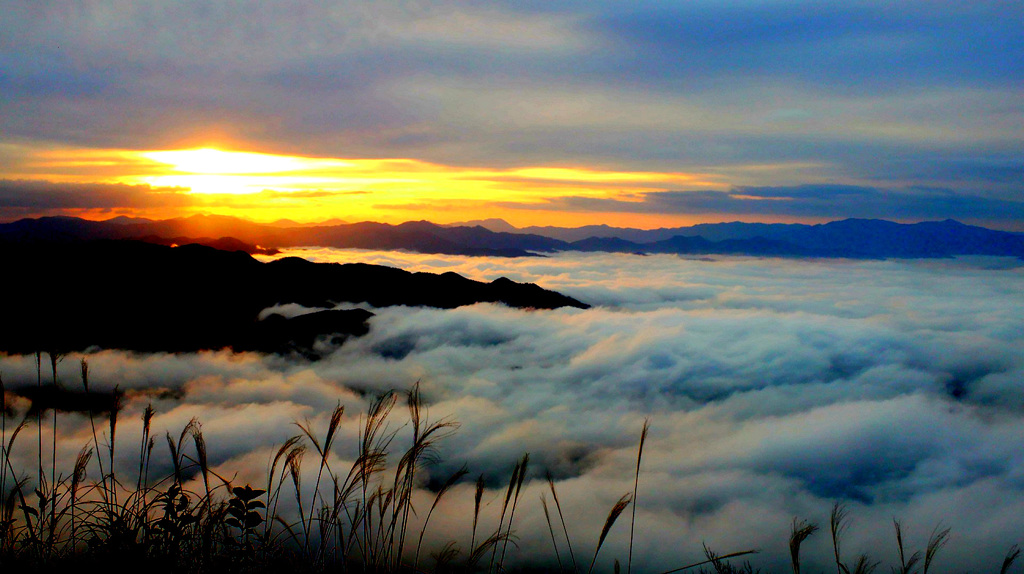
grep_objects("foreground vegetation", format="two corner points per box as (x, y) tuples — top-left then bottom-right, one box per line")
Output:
(0, 353), (1020, 573)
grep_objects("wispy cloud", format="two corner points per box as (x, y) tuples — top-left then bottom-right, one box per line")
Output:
(0, 146), (724, 224)
(502, 185), (1024, 229)
(0, 179), (193, 220)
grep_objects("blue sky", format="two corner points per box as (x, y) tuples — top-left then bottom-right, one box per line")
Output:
(1, 1), (1022, 228)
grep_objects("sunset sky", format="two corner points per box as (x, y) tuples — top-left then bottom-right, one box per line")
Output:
(2, 1), (1022, 229)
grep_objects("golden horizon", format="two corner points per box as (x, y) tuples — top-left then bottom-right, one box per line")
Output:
(3, 144), (768, 229)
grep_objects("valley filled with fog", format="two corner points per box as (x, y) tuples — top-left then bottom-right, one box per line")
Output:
(3, 250), (1022, 572)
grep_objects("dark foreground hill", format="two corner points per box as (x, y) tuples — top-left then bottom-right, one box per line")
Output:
(2, 240), (588, 356)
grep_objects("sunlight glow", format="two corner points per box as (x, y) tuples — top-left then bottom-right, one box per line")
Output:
(142, 148), (340, 175)
(7, 144), (739, 226)
(124, 148), (729, 211)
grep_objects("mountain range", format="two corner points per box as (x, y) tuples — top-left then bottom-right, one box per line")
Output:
(3, 214), (1023, 259)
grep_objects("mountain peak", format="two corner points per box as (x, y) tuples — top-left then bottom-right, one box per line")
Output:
(443, 218), (517, 233)
(104, 215), (154, 225)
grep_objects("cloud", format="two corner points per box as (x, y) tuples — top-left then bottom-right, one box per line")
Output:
(0, 2), (590, 155)
(504, 184), (1024, 227)
(3, 250), (1022, 570)
(584, 2), (1024, 93)
(2, 1), (1022, 205)
(0, 179), (193, 220)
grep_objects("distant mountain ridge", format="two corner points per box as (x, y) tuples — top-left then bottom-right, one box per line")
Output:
(2, 215), (1022, 259)
(0, 215), (565, 257)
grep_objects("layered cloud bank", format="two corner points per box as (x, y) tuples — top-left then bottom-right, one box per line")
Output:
(2, 251), (1023, 571)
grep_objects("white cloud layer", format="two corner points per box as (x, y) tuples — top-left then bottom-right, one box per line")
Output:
(2, 250), (1022, 571)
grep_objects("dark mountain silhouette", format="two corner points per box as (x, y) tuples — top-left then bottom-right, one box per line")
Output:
(2, 215), (1022, 259)
(0, 215), (564, 257)
(521, 223), (680, 243)
(665, 218), (1024, 258)
(0, 215), (129, 242)
(3, 240), (588, 357)
(136, 234), (281, 255)
(411, 222), (563, 253)
(442, 218), (518, 233)
(570, 236), (647, 253)
(550, 218), (1024, 259)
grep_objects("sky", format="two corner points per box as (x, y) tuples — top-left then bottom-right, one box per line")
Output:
(1, 1), (1023, 228)
(2, 251), (1022, 571)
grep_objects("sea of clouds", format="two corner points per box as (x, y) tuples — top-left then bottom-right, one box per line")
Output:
(2, 250), (1023, 572)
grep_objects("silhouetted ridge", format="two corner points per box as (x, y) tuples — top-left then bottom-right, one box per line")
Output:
(552, 217), (1024, 258)
(2, 215), (1021, 259)
(0, 215), (558, 257)
(3, 240), (588, 356)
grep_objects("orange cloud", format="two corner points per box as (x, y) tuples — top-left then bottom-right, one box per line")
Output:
(3, 144), (733, 226)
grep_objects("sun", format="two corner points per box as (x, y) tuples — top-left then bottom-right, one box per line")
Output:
(136, 148), (352, 195)
(141, 148), (313, 175)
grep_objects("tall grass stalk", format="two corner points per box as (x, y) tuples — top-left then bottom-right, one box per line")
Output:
(471, 473), (484, 554)
(789, 518), (818, 574)
(80, 361), (108, 510)
(498, 452), (529, 570)
(68, 445), (91, 551)
(137, 405), (154, 492)
(657, 549), (760, 574)
(107, 386), (123, 510)
(264, 434), (302, 544)
(295, 401), (343, 558)
(47, 352), (61, 553)
(489, 455), (524, 574)
(893, 519), (920, 574)
(588, 492), (631, 574)
(627, 418), (649, 574)
(394, 383), (458, 570)
(413, 465), (468, 570)
(547, 471), (579, 573)
(1002, 544), (1021, 574)
(922, 524), (950, 574)
(34, 350), (45, 562)
(830, 501), (849, 574)
(358, 391), (398, 568)
(541, 493), (565, 572)
(0, 374), (7, 532)
(35, 352), (41, 503)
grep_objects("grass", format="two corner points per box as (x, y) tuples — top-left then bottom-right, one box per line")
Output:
(0, 354), (1021, 573)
